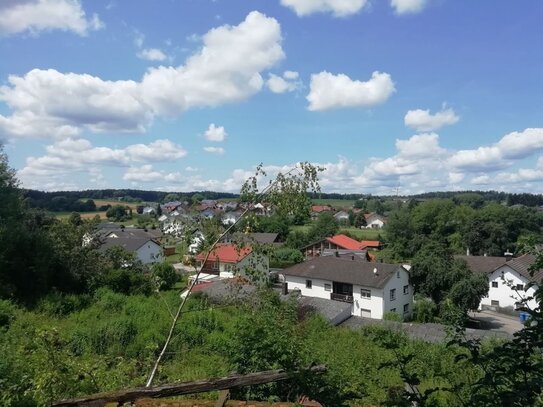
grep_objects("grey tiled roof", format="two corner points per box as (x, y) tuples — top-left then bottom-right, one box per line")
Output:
(504, 254), (543, 282)
(283, 256), (403, 288)
(99, 237), (158, 252)
(455, 255), (507, 274)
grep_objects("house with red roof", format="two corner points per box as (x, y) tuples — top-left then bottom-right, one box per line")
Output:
(302, 234), (373, 258)
(195, 243), (269, 279)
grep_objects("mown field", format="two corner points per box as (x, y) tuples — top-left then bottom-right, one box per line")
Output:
(311, 198), (356, 209)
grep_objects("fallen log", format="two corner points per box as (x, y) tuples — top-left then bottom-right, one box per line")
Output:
(53, 365), (327, 407)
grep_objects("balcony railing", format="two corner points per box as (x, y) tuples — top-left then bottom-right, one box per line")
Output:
(331, 293), (353, 303)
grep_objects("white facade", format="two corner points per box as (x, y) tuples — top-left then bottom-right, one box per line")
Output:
(480, 265), (538, 311)
(135, 241), (163, 264)
(285, 268), (413, 320)
(217, 252), (269, 280)
(365, 218), (385, 229)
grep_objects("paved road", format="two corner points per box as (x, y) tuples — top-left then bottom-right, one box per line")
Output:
(469, 310), (523, 335)
(341, 315), (513, 343)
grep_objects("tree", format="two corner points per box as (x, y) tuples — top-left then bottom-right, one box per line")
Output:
(354, 212), (367, 228)
(106, 205), (130, 221)
(151, 262), (178, 290)
(308, 212), (338, 242)
(191, 193), (204, 206)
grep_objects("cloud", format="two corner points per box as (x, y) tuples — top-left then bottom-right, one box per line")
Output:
(17, 137), (186, 186)
(0, 0), (103, 36)
(137, 48), (167, 62)
(140, 11), (284, 116)
(391, 0), (429, 15)
(395, 133), (445, 158)
(0, 69), (150, 138)
(0, 11), (283, 140)
(123, 165), (166, 183)
(203, 146), (225, 155)
(448, 128), (543, 172)
(306, 71), (395, 111)
(404, 107), (459, 131)
(204, 124), (227, 142)
(266, 71), (301, 93)
(280, 0), (368, 17)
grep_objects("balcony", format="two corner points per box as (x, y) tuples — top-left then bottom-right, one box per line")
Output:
(330, 292), (354, 303)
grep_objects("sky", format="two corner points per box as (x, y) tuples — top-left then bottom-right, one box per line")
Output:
(1, 0), (543, 195)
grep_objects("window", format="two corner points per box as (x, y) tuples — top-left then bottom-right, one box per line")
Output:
(361, 289), (371, 299)
(306, 280), (312, 289)
(491, 300), (500, 307)
(491, 281), (498, 288)
(516, 284), (524, 291)
(212, 260), (219, 270)
(396, 271), (400, 278)
(403, 303), (409, 313)
(403, 285), (409, 295)
(390, 288), (396, 301)
(390, 308), (396, 313)
(324, 283), (331, 292)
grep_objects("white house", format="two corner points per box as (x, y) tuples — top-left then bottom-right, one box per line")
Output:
(333, 211), (350, 222)
(480, 254), (541, 312)
(99, 237), (163, 264)
(364, 213), (386, 229)
(221, 211), (242, 226)
(195, 243), (269, 280)
(188, 231), (204, 254)
(283, 256), (413, 320)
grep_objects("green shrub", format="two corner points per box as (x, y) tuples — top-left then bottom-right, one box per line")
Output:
(0, 299), (18, 329)
(383, 311), (403, 322)
(412, 297), (438, 323)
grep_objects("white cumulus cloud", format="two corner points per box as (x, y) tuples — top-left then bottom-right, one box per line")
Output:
(204, 124), (227, 142)
(404, 107), (459, 131)
(137, 48), (167, 62)
(391, 0), (429, 15)
(0, 0), (103, 36)
(0, 11), (283, 140)
(266, 71), (301, 93)
(306, 71), (395, 111)
(281, 0), (368, 17)
(203, 146), (225, 155)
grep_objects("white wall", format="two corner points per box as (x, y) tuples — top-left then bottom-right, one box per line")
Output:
(284, 274), (403, 320)
(480, 265), (537, 311)
(285, 275), (332, 300)
(352, 285), (384, 319)
(382, 268), (413, 319)
(219, 252), (269, 281)
(365, 219), (384, 229)
(136, 242), (163, 264)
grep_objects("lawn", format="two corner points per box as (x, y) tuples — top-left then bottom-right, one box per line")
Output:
(311, 198), (356, 209)
(90, 199), (141, 210)
(338, 227), (383, 240)
(53, 211), (107, 220)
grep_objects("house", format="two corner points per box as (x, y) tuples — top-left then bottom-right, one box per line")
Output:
(360, 240), (382, 250)
(99, 237), (163, 264)
(302, 234), (369, 258)
(200, 208), (216, 219)
(188, 230), (205, 254)
(221, 211), (242, 225)
(364, 213), (386, 229)
(457, 254), (541, 312)
(282, 256), (413, 320)
(333, 210), (350, 223)
(162, 201), (183, 213)
(194, 243), (269, 279)
(311, 205), (333, 219)
(142, 206), (156, 215)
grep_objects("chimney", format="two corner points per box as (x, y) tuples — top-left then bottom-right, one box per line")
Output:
(282, 282), (288, 295)
(351, 255), (355, 261)
(335, 251), (339, 257)
(466, 248), (470, 256)
(373, 267), (378, 276)
(504, 251), (513, 261)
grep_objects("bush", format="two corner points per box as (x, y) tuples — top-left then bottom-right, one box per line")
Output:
(383, 311), (403, 322)
(37, 291), (92, 316)
(99, 269), (153, 295)
(151, 262), (179, 290)
(0, 299), (18, 329)
(412, 297), (438, 323)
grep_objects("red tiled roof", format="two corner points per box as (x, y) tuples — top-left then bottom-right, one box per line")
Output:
(360, 240), (381, 249)
(195, 243), (252, 263)
(311, 205), (332, 213)
(325, 234), (365, 250)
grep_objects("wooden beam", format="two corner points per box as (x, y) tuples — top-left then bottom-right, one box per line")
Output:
(53, 365), (327, 407)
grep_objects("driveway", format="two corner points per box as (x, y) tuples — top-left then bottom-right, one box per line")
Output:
(469, 310), (524, 335)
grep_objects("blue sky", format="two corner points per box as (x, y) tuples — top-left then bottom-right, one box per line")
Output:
(1, 0), (542, 194)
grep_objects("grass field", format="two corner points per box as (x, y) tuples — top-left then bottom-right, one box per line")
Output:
(90, 199), (140, 209)
(338, 227), (383, 240)
(311, 198), (356, 209)
(53, 211), (108, 220)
